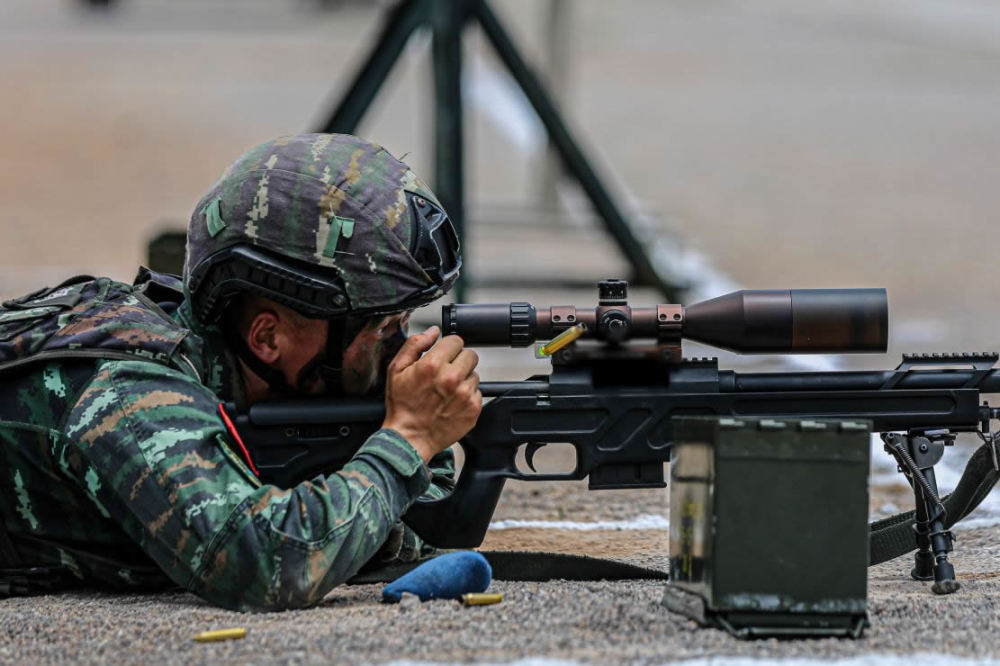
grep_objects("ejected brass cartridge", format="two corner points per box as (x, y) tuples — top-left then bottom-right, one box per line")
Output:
(461, 592), (503, 606)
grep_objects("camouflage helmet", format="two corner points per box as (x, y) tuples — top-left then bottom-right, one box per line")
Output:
(184, 133), (461, 325)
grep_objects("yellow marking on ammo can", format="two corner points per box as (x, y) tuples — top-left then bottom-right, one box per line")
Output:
(194, 627), (247, 643)
(536, 324), (586, 357)
(461, 592), (503, 606)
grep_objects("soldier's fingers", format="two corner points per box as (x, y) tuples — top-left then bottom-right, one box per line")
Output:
(422, 334), (465, 365)
(465, 372), (480, 392)
(390, 326), (440, 373)
(450, 348), (479, 378)
(452, 373), (481, 403)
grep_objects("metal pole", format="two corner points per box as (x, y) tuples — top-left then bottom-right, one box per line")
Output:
(432, 0), (469, 301)
(539, 0), (571, 210)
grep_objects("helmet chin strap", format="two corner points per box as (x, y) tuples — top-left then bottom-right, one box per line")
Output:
(318, 315), (371, 396)
(226, 327), (303, 397)
(227, 316), (372, 398)
(315, 317), (347, 396)
(369, 326), (407, 397)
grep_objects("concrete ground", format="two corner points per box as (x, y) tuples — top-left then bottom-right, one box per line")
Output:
(2, 0), (1000, 663)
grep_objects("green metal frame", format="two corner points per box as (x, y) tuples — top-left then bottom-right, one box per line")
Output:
(318, 0), (683, 301)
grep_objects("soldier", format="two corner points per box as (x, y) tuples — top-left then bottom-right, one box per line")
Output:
(0, 133), (480, 610)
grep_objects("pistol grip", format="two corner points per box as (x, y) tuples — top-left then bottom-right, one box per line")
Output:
(402, 468), (507, 548)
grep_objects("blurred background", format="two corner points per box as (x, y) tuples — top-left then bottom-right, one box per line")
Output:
(1, 0), (998, 373)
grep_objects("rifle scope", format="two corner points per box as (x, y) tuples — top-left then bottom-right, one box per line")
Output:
(442, 279), (887, 353)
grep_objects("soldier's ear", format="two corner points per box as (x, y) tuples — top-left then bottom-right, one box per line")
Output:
(246, 311), (280, 363)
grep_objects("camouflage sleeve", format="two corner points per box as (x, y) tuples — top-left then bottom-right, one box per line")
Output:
(62, 359), (431, 611)
(366, 448), (456, 567)
(424, 448), (456, 500)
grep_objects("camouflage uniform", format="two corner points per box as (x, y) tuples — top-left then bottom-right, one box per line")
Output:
(0, 135), (457, 611)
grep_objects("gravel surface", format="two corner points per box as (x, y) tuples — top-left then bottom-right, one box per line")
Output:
(2, 527), (1000, 666)
(2, 451), (997, 665)
(4, 1), (1000, 664)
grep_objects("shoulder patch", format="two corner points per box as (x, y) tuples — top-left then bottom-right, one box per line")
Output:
(214, 434), (261, 488)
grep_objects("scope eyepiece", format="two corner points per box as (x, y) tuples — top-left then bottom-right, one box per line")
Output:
(442, 303), (538, 347)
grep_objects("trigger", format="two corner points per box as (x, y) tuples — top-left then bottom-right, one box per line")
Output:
(525, 442), (546, 472)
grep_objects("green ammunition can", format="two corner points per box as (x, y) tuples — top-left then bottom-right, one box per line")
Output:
(663, 416), (871, 638)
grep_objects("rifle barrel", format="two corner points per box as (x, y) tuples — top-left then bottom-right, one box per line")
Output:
(728, 369), (1000, 393)
(480, 381), (548, 397)
(481, 370), (1000, 396)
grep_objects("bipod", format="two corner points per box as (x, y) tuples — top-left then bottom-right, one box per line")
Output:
(882, 430), (960, 594)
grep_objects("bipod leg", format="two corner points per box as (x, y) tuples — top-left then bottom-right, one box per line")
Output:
(918, 465), (960, 594)
(909, 486), (934, 581)
(882, 432), (960, 594)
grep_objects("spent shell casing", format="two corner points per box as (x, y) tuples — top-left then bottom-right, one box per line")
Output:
(194, 627), (247, 643)
(537, 324), (586, 357)
(461, 592), (503, 606)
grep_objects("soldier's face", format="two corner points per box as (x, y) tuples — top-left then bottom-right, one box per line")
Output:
(287, 312), (411, 396)
(340, 313), (411, 395)
(279, 318), (332, 395)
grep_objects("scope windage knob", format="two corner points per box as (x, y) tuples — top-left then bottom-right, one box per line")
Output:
(509, 303), (533, 347)
(599, 310), (631, 342)
(598, 278), (628, 306)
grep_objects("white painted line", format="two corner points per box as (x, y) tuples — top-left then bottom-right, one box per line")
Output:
(663, 656), (1000, 666)
(386, 654), (1000, 666)
(386, 660), (578, 666)
(490, 514), (669, 531)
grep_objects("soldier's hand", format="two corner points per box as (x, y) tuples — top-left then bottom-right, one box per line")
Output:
(381, 326), (482, 463)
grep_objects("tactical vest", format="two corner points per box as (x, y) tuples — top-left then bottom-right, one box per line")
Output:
(0, 269), (191, 377)
(0, 268), (193, 595)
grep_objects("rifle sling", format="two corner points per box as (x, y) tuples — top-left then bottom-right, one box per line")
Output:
(0, 521), (82, 597)
(348, 551), (670, 585)
(0, 518), (21, 569)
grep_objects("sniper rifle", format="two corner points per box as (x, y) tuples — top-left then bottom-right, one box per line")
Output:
(231, 279), (1000, 595)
